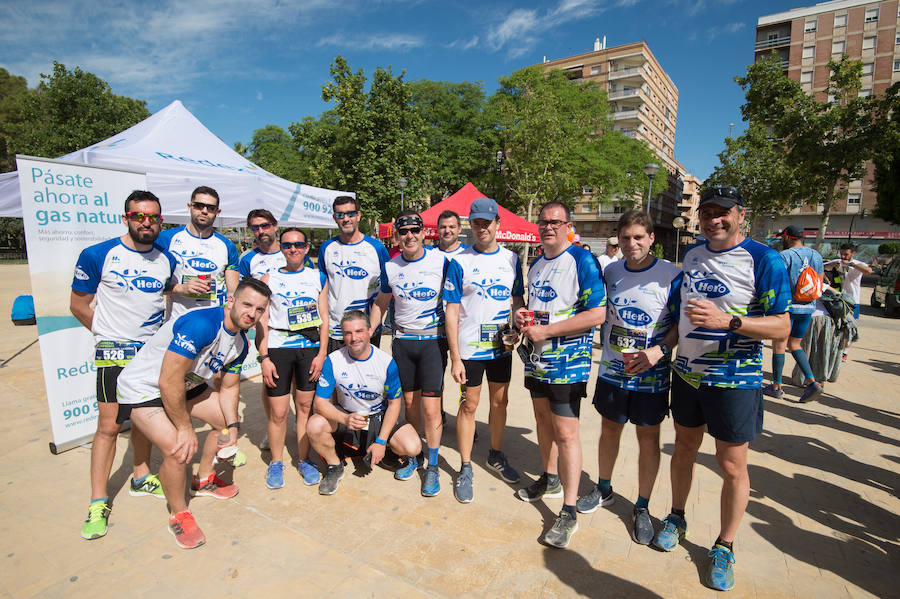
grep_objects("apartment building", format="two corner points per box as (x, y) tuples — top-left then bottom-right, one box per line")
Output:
(679, 174), (702, 238)
(756, 0), (900, 258)
(536, 39), (684, 254)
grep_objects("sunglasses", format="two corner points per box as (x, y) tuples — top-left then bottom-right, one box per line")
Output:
(281, 241), (309, 250)
(537, 219), (568, 229)
(700, 186), (743, 205)
(191, 201), (219, 212)
(334, 210), (359, 220)
(397, 227), (422, 237)
(126, 212), (162, 224)
(250, 222), (273, 232)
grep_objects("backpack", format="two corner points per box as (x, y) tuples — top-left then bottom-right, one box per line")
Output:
(792, 251), (823, 303)
(819, 288), (853, 324)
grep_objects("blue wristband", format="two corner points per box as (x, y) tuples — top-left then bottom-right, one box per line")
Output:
(374, 437), (387, 446)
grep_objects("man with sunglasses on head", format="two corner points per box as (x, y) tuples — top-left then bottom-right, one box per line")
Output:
(444, 197), (525, 504)
(157, 186), (240, 320)
(318, 195), (390, 353)
(70, 190), (177, 541)
(369, 210), (449, 496)
(513, 201), (606, 549)
(654, 187), (789, 591)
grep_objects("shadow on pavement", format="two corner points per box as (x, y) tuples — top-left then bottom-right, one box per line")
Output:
(542, 547), (665, 598)
(763, 396), (900, 449)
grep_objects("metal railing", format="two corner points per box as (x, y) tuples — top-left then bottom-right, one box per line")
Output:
(755, 36), (791, 50)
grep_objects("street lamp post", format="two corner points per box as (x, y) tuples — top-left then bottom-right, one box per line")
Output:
(848, 208), (868, 242)
(643, 163), (659, 215)
(398, 177), (407, 211)
(673, 216), (686, 263)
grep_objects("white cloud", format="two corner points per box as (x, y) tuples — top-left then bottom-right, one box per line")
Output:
(484, 0), (605, 58)
(256, 91), (264, 101)
(316, 33), (424, 51)
(447, 35), (480, 50)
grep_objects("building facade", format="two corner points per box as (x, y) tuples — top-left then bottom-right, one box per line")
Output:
(756, 0), (900, 260)
(536, 39), (684, 255)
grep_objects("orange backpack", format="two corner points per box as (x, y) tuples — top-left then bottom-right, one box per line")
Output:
(794, 260), (823, 302)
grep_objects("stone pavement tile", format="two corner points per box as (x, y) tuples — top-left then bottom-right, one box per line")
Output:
(787, 570), (855, 599)
(813, 552), (891, 598)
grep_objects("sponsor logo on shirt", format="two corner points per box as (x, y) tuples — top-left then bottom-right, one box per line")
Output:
(187, 257), (218, 272)
(174, 333), (197, 353)
(74, 266), (89, 280)
(407, 287), (438, 301)
(618, 306), (652, 326)
(353, 389), (381, 402)
(694, 279), (729, 298)
(443, 280), (456, 292)
(530, 282), (558, 302)
(132, 276), (165, 293)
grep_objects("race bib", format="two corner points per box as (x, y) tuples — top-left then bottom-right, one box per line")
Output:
(288, 304), (322, 331)
(479, 324), (501, 349)
(94, 340), (141, 367)
(609, 325), (648, 353)
(182, 274), (217, 300)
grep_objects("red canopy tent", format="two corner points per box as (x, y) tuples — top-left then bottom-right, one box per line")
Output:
(378, 182), (539, 243)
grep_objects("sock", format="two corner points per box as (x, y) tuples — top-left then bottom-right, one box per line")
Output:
(672, 508), (686, 521)
(489, 448), (501, 458)
(132, 474), (148, 485)
(791, 349), (815, 383)
(635, 495), (649, 510)
(461, 461), (471, 470)
(427, 446), (439, 467)
(546, 472), (560, 486)
(90, 496), (108, 505)
(597, 478), (612, 497)
(562, 504), (577, 519)
(772, 353), (785, 385)
(714, 537), (734, 552)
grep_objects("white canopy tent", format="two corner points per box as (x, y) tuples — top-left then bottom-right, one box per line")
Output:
(0, 100), (350, 227)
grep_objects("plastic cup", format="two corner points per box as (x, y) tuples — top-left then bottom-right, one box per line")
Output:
(622, 350), (638, 373)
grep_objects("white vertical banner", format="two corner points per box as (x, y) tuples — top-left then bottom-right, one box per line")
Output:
(16, 156), (147, 453)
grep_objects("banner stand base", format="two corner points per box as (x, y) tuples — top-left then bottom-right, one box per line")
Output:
(48, 421), (132, 455)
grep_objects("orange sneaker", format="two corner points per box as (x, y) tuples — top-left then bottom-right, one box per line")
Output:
(168, 510), (206, 549)
(191, 472), (239, 499)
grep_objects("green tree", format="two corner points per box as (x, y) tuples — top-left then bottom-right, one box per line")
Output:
(582, 130), (658, 210)
(6, 61), (149, 161)
(486, 66), (614, 219)
(0, 68), (29, 172)
(872, 82), (900, 226)
(737, 54), (878, 248)
(245, 124), (305, 182)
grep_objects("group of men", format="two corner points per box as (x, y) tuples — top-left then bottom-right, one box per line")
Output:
(73, 184), (813, 592)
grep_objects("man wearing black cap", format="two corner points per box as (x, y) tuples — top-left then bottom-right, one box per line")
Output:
(763, 225), (825, 403)
(653, 187), (790, 591)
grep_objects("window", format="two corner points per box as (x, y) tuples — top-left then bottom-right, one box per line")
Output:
(864, 7), (878, 22)
(848, 193), (861, 205)
(591, 65), (602, 75)
(832, 40), (845, 54)
(801, 70), (813, 83)
(583, 186), (594, 194)
(863, 35), (876, 50)
(859, 88), (872, 97)
(894, 59), (900, 72)
(802, 45), (815, 59)
(862, 62), (874, 75)
(804, 18), (817, 33)
(833, 13), (847, 28)
(896, 32), (900, 45)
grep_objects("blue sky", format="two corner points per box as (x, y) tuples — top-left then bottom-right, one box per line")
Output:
(1, 0), (799, 181)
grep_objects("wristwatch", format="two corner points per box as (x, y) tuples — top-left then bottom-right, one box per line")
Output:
(659, 343), (671, 356)
(728, 315), (743, 331)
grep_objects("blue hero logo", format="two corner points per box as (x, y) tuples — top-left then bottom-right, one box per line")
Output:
(408, 287), (438, 301)
(132, 277), (165, 293)
(486, 285), (511, 300)
(342, 266), (369, 279)
(532, 285), (557, 302)
(354, 389), (381, 402)
(695, 279), (729, 298)
(618, 307), (652, 326)
(187, 257), (217, 272)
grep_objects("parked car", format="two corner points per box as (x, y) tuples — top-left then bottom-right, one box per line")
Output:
(870, 256), (900, 317)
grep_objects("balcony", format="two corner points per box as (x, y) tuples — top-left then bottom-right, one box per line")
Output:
(608, 66), (644, 81)
(755, 35), (791, 50)
(613, 109), (642, 121)
(608, 88), (641, 100)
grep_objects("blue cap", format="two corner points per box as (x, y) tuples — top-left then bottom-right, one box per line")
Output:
(469, 197), (499, 221)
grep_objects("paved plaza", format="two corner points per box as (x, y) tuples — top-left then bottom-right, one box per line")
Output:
(0, 263), (897, 598)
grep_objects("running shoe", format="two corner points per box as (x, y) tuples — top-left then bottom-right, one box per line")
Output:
(299, 460), (321, 486)
(486, 451), (520, 484)
(422, 465), (440, 497)
(543, 510), (578, 548)
(81, 500), (110, 540)
(706, 544), (736, 591)
(762, 384), (784, 399)
(575, 484), (615, 513)
(632, 507), (654, 545)
(455, 463), (474, 503)
(516, 474), (563, 503)
(259, 433), (270, 451)
(129, 473), (166, 498)
(191, 473), (239, 499)
(319, 464), (344, 495)
(799, 381), (823, 403)
(394, 454), (420, 481)
(168, 510), (206, 550)
(652, 513), (687, 551)
(266, 460), (285, 489)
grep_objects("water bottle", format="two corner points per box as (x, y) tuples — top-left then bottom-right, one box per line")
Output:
(216, 428), (237, 460)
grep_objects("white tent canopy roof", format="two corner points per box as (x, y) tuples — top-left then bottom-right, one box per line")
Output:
(0, 100), (350, 227)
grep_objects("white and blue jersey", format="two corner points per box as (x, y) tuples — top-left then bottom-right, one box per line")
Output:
(597, 259), (681, 393)
(443, 246), (524, 360)
(116, 306), (249, 404)
(314, 345), (402, 415)
(381, 249), (448, 340)
(525, 245), (606, 384)
(675, 239), (791, 389)
(72, 238), (176, 366)
(436, 243), (469, 258)
(780, 246), (824, 315)
(266, 266), (327, 349)
(156, 226), (239, 319)
(238, 248), (285, 280)
(318, 235), (390, 339)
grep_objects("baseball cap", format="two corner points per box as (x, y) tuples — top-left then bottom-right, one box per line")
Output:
(779, 225), (803, 239)
(608, 236), (618, 246)
(699, 186), (743, 209)
(469, 197), (499, 221)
